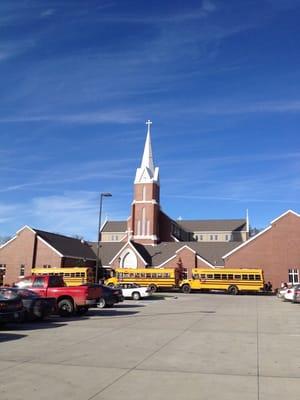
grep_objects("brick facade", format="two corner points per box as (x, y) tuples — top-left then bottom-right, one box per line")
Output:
(224, 211), (300, 289)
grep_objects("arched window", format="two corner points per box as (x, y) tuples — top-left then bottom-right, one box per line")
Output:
(120, 250), (138, 268)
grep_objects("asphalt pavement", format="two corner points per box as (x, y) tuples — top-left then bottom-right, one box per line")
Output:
(0, 292), (299, 399)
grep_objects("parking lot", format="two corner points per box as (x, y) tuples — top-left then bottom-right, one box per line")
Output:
(0, 293), (299, 400)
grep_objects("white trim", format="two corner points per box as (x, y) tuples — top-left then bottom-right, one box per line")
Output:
(0, 225), (36, 249)
(223, 209), (300, 259)
(171, 235), (180, 242)
(109, 240), (148, 266)
(157, 254), (177, 268)
(196, 254), (214, 268)
(175, 245), (196, 255)
(132, 200), (158, 205)
(37, 236), (63, 257)
(222, 226), (272, 259)
(133, 235), (159, 240)
(270, 209), (300, 224)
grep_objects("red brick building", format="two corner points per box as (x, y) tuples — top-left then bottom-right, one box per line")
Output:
(3, 120), (295, 288)
(223, 210), (300, 289)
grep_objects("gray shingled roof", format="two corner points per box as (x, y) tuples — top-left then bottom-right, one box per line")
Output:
(177, 219), (247, 232)
(143, 241), (241, 267)
(101, 221), (127, 233)
(34, 229), (96, 260)
(89, 242), (125, 265)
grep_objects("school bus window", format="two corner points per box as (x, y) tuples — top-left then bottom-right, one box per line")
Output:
(141, 273), (145, 278)
(207, 274), (213, 279)
(221, 274), (227, 280)
(152, 273), (157, 278)
(65, 273), (70, 277)
(129, 273), (134, 278)
(136, 273), (140, 278)
(242, 274), (248, 280)
(157, 273), (162, 278)
(214, 274), (221, 279)
(75, 272), (81, 277)
(71, 273), (75, 277)
(249, 275), (254, 280)
(228, 274), (233, 280)
(124, 273), (129, 278)
(234, 274), (241, 279)
(193, 274), (199, 279)
(255, 275), (261, 280)
(200, 274), (206, 279)
(146, 273), (151, 278)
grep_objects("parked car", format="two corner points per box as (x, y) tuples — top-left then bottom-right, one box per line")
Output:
(116, 283), (151, 300)
(0, 288), (56, 321)
(0, 290), (24, 325)
(292, 284), (300, 303)
(14, 275), (100, 316)
(80, 283), (123, 308)
(283, 286), (297, 301)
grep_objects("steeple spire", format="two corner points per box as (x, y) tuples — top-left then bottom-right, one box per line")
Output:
(134, 120), (159, 184)
(140, 120), (154, 173)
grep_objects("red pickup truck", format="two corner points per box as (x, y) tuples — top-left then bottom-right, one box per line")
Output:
(14, 275), (100, 316)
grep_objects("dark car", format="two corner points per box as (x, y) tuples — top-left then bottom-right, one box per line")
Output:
(97, 285), (123, 308)
(0, 288), (56, 321)
(292, 284), (300, 303)
(80, 283), (123, 308)
(0, 290), (24, 325)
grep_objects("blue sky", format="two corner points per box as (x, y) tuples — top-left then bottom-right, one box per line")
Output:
(1, 0), (300, 240)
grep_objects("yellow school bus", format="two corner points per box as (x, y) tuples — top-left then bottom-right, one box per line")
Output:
(179, 268), (264, 295)
(105, 268), (181, 292)
(31, 267), (94, 286)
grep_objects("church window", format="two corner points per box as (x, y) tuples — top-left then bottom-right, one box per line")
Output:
(215, 235), (218, 241)
(121, 250), (138, 268)
(0, 264), (6, 276)
(288, 269), (299, 284)
(210, 235), (213, 241)
(142, 208), (146, 236)
(20, 264), (25, 277)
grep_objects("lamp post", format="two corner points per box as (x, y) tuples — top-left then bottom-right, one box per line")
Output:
(95, 192), (112, 284)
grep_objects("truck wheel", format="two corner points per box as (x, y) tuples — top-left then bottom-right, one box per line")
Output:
(58, 299), (74, 317)
(228, 285), (239, 295)
(132, 292), (141, 300)
(181, 284), (191, 294)
(97, 298), (106, 309)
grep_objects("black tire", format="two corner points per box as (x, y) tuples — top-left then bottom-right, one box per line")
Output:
(58, 298), (75, 317)
(132, 291), (141, 300)
(181, 284), (191, 294)
(148, 284), (157, 293)
(97, 298), (106, 309)
(228, 285), (239, 295)
(77, 306), (89, 316)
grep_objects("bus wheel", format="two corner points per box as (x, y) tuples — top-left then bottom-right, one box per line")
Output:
(181, 284), (191, 294)
(107, 283), (114, 288)
(228, 285), (239, 295)
(148, 284), (157, 293)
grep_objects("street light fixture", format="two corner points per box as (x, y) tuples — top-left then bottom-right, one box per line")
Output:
(95, 192), (112, 284)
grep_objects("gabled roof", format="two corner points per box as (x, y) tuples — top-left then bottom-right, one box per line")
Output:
(34, 229), (96, 260)
(223, 210), (300, 259)
(143, 241), (241, 267)
(177, 219), (247, 232)
(101, 221), (127, 233)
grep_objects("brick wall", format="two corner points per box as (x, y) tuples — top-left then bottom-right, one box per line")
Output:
(224, 212), (300, 289)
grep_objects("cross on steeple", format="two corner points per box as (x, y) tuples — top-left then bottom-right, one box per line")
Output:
(146, 119), (152, 134)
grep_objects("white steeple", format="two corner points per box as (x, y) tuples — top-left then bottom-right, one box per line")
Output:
(134, 120), (159, 184)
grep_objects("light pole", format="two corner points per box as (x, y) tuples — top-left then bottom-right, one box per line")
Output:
(95, 192), (112, 284)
